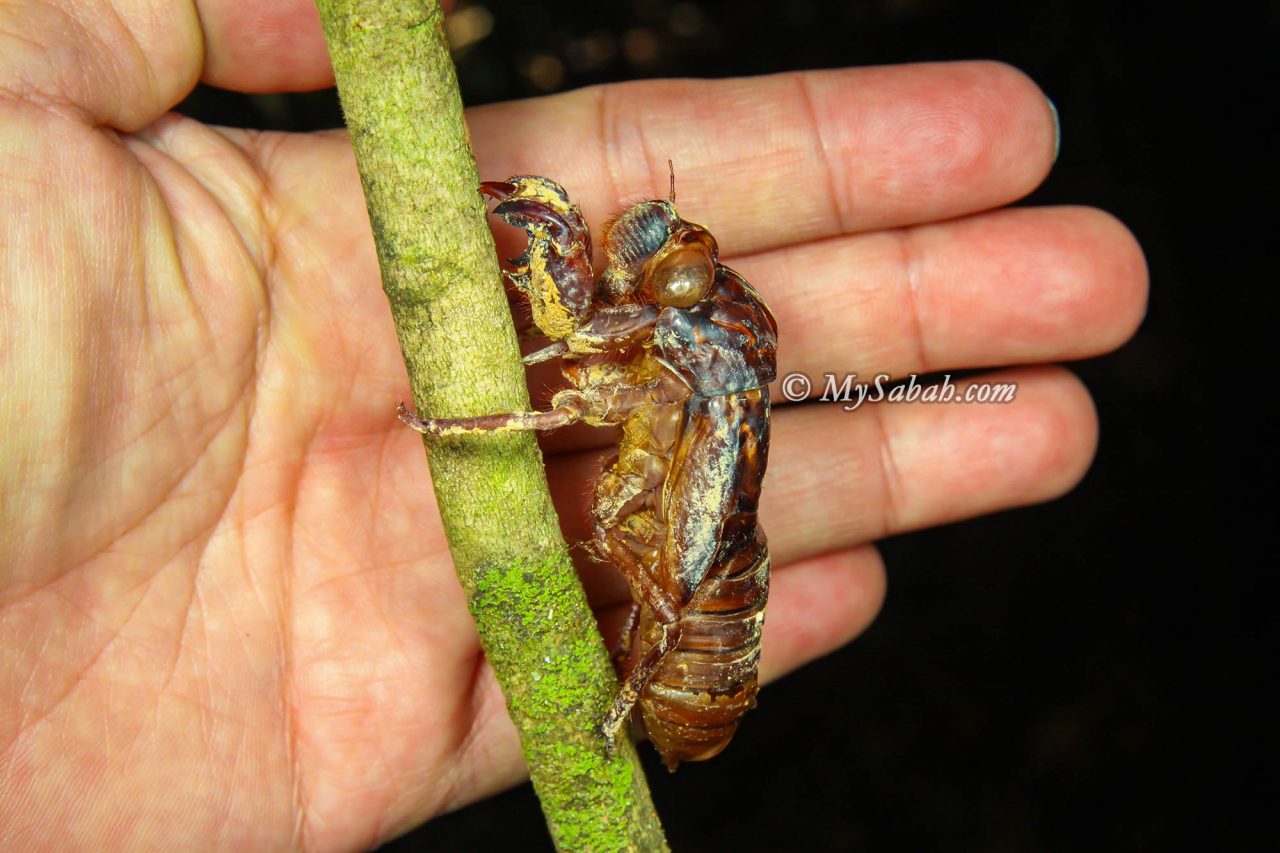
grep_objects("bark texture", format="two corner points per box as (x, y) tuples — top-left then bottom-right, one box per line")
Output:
(313, 2), (668, 849)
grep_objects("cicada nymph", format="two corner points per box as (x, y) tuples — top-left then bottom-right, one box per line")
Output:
(399, 173), (777, 770)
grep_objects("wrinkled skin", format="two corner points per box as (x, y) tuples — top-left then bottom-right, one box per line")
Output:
(0, 1), (1147, 850)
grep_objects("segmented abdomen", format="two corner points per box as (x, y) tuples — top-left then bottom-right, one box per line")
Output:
(639, 532), (769, 770)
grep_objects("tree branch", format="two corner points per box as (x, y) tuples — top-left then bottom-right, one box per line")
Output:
(313, 2), (668, 850)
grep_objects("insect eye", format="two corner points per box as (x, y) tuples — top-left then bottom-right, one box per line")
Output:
(650, 245), (714, 308)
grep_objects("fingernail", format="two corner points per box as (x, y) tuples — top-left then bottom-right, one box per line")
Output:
(1047, 96), (1061, 163)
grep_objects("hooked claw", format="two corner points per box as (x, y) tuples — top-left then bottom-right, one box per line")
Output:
(397, 402), (434, 435)
(600, 720), (620, 758)
(479, 180), (516, 202)
(479, 175), (596, 334)
(492, 199), (575, 247)
(481, 178), (579, 265)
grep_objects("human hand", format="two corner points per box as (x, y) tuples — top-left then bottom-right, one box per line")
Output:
(0, 2), (1146, 849)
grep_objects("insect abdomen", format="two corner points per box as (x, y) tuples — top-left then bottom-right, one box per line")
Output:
(639, 532), (769, 771)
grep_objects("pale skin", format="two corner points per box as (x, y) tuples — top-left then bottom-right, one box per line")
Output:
(0, 1), (1148, 850)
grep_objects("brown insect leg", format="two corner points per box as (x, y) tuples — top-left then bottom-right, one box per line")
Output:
(492, 198), (579, 249)
(610, 602), (641, 670)
(523, 303), (663, 365)
(595, 526), (682, 753)
(522, 340), (569, 365)
(396, 397), (584, 437)
(601, 612), (681, 754)
(478, 180), (517, 201)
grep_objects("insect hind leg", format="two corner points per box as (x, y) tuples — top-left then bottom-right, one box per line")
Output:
(594, 523), (682, 753)
(610, 601), (641, 670)
(600, 614), (682, 754)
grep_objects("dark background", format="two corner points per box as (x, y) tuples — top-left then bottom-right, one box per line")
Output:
(182, 1), (1270, 849)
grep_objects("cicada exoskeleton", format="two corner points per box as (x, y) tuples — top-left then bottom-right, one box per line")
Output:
(400, 174), (777, 770)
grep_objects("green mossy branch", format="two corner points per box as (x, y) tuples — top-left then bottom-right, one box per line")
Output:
(313, 2), (668, 850)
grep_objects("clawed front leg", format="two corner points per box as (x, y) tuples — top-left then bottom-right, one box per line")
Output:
(397, 391), (586, 437)
(481, 176), (595, 338)
(522, 304), (663, 367)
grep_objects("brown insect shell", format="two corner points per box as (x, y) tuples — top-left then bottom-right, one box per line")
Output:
(639, 226), (719, 309)
(560, 349), (672, 427)
(599, 199), (681, 303)
(519, 244), (590, 340)
(488, 176), (595, 341)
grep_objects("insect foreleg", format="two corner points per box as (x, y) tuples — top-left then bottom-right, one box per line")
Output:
(522, 304), (662, 366)
(481, 176), (595, 341)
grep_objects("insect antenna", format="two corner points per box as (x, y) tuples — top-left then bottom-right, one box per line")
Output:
(667, 159), (676, 204)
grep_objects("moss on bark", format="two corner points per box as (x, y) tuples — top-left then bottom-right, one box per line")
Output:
(313, 2), (668, 850)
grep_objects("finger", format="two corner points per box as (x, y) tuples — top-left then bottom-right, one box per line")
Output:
(467, 61), (1058, 256)
(197, 0), (461, 92)
(254, 64), (1061, 430)
(591, 545), (887, 686)
(524, 204), (1142, 456)
(746, 205), (1148, 386)
(757, 545), (886, 685)
(0, 0), (204, 129)
(0, 1), (449, 129)
(197, 0), (333, 93)
(548, 366), (1096, 608)
(761, 366), (1097, 566)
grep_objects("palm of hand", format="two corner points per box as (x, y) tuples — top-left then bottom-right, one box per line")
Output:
(2, 101), (498, 845)
(0, 6), (1146, 851)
